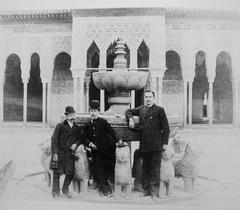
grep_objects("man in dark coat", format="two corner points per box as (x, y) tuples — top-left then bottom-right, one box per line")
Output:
(50, 106), (89, 199)
(125, 89), (170, 201)
(84, 100), (117, 197)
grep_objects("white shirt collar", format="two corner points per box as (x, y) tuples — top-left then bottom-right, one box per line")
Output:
(146, 103), (154, 108)
(67, 120), (73, 128)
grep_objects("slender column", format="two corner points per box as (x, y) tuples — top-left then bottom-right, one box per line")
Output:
(0, 48), (4, 124)
(85, 78), (90, 112)
(233, 80), (239, 129)
(100, 90), (105, 113)
(99, 47), (107, 113)
(130, 48), (137, 108)
(0, 80), (3, 124)
(183, 81), (188, 127)
(151, 76), (158, 106)
(79, 77), (85, 113)
(47, 82), (52, 126)
(208, 81), (213, 126)
(23, 81), (28, 125)
(131, 90), (135, 108)
(42, 82), (47, 126)
(157, 75), (163, 106)
(188, 81), (193, 128)
(73, 77), (78, 111)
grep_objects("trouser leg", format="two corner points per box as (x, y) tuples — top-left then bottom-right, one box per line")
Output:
(142, 152), (151, 194)
(52, 171), (60, 195)
(62, 174), (74, 193)
(149, 151), (161, 197)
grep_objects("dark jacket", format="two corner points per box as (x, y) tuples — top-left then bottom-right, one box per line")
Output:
(125, 104), (170, 152)
(84, 117), (117, 158)
(50, 120), (89, 175)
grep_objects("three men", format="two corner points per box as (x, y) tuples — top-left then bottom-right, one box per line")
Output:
(125, 89), (170, 201)
(50, 89), (169, 200)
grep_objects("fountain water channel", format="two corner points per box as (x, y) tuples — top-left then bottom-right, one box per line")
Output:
(75, 39), (181, 141)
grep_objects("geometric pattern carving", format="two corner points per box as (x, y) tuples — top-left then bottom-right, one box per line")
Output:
(52, 35), (72, 56)
(166, 30), (182, 53)
(163, 93), (183, 118)
(86, 22), (151, 48)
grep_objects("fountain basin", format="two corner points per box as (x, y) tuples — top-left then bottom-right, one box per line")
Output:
(92, 71), (149, 92)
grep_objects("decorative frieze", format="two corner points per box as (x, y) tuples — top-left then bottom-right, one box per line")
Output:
(85, 20), (151, 50)
(52, 35), (72, 56)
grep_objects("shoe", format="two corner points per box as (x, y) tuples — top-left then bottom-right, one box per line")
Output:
(151, 195), (160, 202)
(52, 192), (60, 199)
(139, 192), (151, 197)
(62, 191), (72, 199)
(105, 192), (113, 197)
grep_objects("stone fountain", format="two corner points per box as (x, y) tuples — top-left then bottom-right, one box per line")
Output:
(75, 39), (181, 141)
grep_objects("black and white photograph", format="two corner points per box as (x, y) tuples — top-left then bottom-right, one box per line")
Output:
(0, 0), (240, 209)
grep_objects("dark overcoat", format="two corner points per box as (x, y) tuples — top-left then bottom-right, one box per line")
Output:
(50, 120), (87, 175)
(125, 104), (170, 152)
(84, 117), (117, 158)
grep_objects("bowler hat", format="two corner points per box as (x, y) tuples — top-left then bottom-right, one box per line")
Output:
(64, 106), (76, 115)
(89, 100), (100, 110)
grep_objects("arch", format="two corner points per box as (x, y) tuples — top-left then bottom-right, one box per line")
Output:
(51, 52), (73, 125)
(135, 40), (149, 107)
(164, 50), (183, 80)
(137, 40), (149, 68)
(86, 41), (100, 109)
(27, 53), (42, 122)
(163, 50), (183, 118)
(213, 51), (233, 124)
(192, 51), (209, 124)
(3, 54), (23, 121)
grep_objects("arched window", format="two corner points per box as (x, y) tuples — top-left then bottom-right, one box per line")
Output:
(86, 41), (100, 109)
(51, 52), (72, 125)
(213, 51), (233, 124)
(135, 40), (149, 107)
(192, 51), (209, 124)
(3, 54), (23, 121)
(27, 53), (42, 122)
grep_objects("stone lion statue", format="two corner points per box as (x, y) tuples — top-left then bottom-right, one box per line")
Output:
(171, 135), (187, 164)
(174, 142), (203, 192)
(159, 145), (175, 198)
(39, 139), (52, 187)
(114, 143), (132, 199)
(73, 144), (89, 194)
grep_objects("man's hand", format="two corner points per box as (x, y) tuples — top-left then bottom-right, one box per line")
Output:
(162, 144), (168, 150)
(128, 118), (135, 129)
(70, 144), (77, 151)
(52, 154), (58, 161)
(89, 142), (97, 150)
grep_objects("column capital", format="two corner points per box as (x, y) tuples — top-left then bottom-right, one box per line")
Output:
(208, 78), (215, 83)
(84, 77), (91, 84)
(71, 69), (85, 78)
(22, 79), (29, 84)
(150, 68), (165, 78)
(183, 78), (194, 83)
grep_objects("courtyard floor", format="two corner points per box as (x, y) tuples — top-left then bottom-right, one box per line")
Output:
(0, 127), (240, 210)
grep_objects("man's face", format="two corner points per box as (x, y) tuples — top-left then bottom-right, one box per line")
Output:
(144, 92), (154, 106)
(66, 113), (75, 123)
(90, 109), (100, 119)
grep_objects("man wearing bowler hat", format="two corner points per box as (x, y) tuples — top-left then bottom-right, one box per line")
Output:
(84, 100), (117, 197)
(50, 106), (88, 199)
